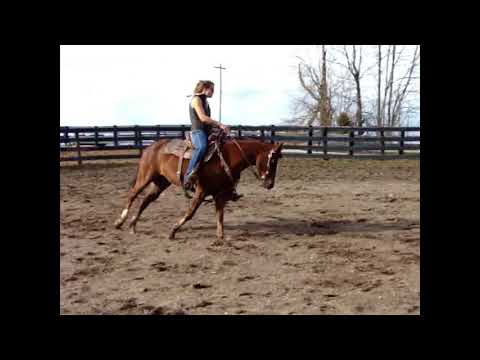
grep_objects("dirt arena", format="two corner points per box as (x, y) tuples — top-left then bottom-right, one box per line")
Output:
(60, 156), (420, 315)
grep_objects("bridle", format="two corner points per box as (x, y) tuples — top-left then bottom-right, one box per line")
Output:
(231, 139), (277, 182)
(263, 148), (278, 180)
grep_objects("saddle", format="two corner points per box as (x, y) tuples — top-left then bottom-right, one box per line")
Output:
(160, 129), (234, 185)
(160, 135), (217, 162)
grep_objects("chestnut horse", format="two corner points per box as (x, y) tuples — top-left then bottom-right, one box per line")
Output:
(114, 137), (283, 244)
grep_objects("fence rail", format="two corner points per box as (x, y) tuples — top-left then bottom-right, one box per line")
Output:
(60, 125), (420, 164)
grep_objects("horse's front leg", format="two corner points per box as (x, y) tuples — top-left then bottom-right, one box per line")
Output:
(168, 187), (205, 240)
(211, 196), (226, 246)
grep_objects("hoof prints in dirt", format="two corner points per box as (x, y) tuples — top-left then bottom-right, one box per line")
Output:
(192, 283), (212, 289)
(193, 300), (214, 308)
(151, 261), (175, 272)
(61, 159), (419, 315)
(237, 275), (256, 282)
(360, 279), (383, 292)
(222, 260), (237, 266)
(232, 243), (258, 251)
(119, 298), (138, 311)
(146, 306), (188, 315)
(117, 298), (189, 315)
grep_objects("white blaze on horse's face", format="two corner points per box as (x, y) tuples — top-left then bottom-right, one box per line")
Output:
(262, 150), (274, 179)
(260, 147), (282, 189)
(256, 143), (283, 188)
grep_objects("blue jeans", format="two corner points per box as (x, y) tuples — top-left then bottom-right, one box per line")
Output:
(184, 129), (207, 183)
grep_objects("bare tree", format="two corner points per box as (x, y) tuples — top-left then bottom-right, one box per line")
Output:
(377, 45), (382, 127)
(381, 45), (391, 124)
(380, 45), (401, 126)
(342, 45), (365, 128)
(292, 46), (332, 126)
(374, 45), (420, 128)
(328, 69), (356, 123)
(391, 46), (420, 126)
(288, 45), (419, 129)
(319, 45), (332, 126)
(387, 45), (397, 126)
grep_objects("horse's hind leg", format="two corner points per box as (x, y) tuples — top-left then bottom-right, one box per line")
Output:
(114, 168), (153, 229)
(128, 176), (171, 234)
(168, 186), (205, 240)
(212, 195), (227, 246)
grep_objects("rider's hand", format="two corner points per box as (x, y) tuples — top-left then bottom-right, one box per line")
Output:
(220, 124), (230, 133)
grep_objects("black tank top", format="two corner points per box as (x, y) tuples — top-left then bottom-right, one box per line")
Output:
(189, 95), (212, 133)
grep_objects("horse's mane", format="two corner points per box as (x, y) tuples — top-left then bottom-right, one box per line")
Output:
(228, 137), (274, 152)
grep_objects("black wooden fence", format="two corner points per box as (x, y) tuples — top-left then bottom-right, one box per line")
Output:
(60, 125), (420, 164)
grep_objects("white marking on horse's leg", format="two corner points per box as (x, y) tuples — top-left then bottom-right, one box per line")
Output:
(128, 216), (137, 229)
(115, 208), (130, 228)
(129, 224), (137, 234)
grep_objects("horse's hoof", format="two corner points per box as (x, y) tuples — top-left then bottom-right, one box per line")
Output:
(129, 228), (136, 235)
(114, 221), (123, 229)
(168, 233), (175, 240)
(211, 239), (224, 247)
(231, 193), (244, 202)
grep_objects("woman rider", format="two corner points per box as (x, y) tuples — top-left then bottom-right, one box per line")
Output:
(184, 80), (243, 201)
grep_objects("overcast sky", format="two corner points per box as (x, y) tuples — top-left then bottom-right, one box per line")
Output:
(60, 45), (420, 127)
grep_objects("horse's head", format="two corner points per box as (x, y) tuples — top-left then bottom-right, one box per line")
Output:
(256, 142), (283, 189)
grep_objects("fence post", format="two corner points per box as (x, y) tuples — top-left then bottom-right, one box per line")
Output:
(270, 125), (275, 144)
(181, 125), (186, 139)
(156, 125), (161, 140)
(323, 127), (328, 160)
(349, 129), (355, 156)
(75, 130), (82, 166)
(113, 125), (118, 147)
(238, 126), (242, 139)
(380, 129), (385, 155)
(134, 125), (141, 156)
(64, 126), (69, 147)
(399, 129), (405, 155)
(94, 126), (99, 147)
(260, 129), (265, 142)
(308, 125), (313, 155)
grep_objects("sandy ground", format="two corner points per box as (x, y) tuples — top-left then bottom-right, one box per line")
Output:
(60, 157), (420, 315)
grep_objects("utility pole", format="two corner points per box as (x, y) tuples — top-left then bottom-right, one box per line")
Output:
(214, 64), (226, 123)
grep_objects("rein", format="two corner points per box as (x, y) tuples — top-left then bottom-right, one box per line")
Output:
(231, 139), (263, 181)
(185, 137), (273, 199)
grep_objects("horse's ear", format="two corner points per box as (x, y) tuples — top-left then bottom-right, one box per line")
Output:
(276, 142), (284, 151)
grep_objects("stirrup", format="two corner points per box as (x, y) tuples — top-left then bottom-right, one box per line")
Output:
(183, 170), (198, 190)
(183, 178), (196, 192)
(230, 190), (244, 202)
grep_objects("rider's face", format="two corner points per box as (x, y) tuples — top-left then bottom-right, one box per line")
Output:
(205, 86), (214, 97)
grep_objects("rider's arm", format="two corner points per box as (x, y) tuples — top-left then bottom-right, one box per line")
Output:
(191, 97), (228, 130)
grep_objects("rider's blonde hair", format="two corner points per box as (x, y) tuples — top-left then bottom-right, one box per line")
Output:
(193, 80), (214, 95)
